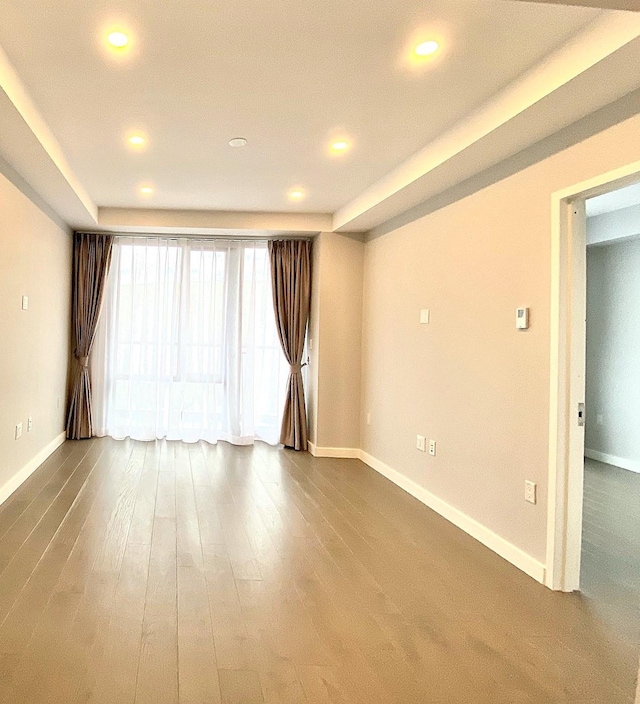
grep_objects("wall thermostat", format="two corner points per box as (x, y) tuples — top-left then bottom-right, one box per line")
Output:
(516, 307), (529, 330)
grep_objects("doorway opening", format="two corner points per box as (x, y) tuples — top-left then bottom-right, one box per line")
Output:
(547, 161), (640, 597)
(580, 183), (640, 640)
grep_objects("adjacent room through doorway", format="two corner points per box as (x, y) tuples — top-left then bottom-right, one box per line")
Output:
(582, 182), (640, 644)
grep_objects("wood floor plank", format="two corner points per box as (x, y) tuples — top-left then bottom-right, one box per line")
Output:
(0, 439), (636, 704)
(90, 541), (152, 704)
(63, 441), (148, 704)
(0, 440), (77, 539)
(0, 439), (98, 575)
(0, 440), (105, 627)
(0, 438), (135, 704)
(176, 442), (221, 704)
(135, 496), (179, 704)
(0, 440), (117, 679)
(218, 668), (264, 704)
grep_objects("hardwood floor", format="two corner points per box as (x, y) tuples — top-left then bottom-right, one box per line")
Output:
(581, 459), (640, 662)
(0, 438), (637, 703)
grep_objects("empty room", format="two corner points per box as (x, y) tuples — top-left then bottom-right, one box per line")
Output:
(1, 0), (639, 702)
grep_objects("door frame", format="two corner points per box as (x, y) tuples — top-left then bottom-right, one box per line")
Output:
(546, 159), (640, 592)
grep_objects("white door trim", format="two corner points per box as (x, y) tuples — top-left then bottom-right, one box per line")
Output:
(547, 159), (640, 591)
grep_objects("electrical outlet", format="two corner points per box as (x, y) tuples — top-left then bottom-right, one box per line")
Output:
(366, 413), (371, 425)
(525, 480), (537, 504)
(21, 295), (29, 310)
(15, 422), (23, 440)
(416, 435), (426, 452)
(27, 416), (33, 432)
(428, 439), (436, 456)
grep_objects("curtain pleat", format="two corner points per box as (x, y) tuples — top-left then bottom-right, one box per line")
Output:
(66, 233), (114, 439)
(268, 239), (312, 451)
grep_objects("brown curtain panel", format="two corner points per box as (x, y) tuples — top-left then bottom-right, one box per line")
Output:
(268, 239), (312, 450)
(66, 233), (114, 440)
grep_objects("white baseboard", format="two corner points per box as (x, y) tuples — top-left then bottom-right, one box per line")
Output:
(585, 448), (640, 474)
(0, 431), (66, 507)
(307, 442), (360, 459)
(358, 450), (547, 585)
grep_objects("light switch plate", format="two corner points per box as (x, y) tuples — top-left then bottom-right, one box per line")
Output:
(22, 295), (29, 311)
(416, 435), (426, 452)
(15, 422), (23, 439)
(516, 307), (529, 330)
(420, 309), (430, 325)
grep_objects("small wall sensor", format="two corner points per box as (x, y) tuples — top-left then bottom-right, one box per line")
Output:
(516, 307), (529, 330)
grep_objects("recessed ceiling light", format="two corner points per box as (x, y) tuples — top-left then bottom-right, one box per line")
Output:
(140, 186), (153, 195)
(331, 140), (349, 153)
(415, 40), (439, 57)
(128, 134), (145, 147)
(228, 137), (248, 147)
(107, 31), (129, 48)
(288, 188), (305, 201)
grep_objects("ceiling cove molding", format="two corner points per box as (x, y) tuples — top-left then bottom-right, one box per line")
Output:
(366, 86), (640, 240)
(2, 12), (640, 236)
(98, 207), (333, 235)
(0, 153), (72, 233)
(0, 45), (97, 226)
(333, 13), (640, 232)
(506, 0), (640, 10)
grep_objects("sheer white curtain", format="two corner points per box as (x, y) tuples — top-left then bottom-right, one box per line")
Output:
(92, 237), (290, 445)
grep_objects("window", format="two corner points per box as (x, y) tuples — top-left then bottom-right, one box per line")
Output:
(91, 237), (289, 445)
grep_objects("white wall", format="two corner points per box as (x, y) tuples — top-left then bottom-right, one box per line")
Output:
(0, 171), (72, 499)
(585, 238), (640, 472)
(360, 111), (640, 568)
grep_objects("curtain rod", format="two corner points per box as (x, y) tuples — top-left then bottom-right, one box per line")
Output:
(75, 231), (315, 242)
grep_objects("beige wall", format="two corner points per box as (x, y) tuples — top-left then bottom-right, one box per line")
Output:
(0, 172), (72, 495)
(308, 232), (364, 450)
(360, 112), (640, 564)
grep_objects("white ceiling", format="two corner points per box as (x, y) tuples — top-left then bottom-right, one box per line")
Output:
(1, 1), (640, 234)
(0, 0), (601, 214)
(586, 181), (640, 215)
